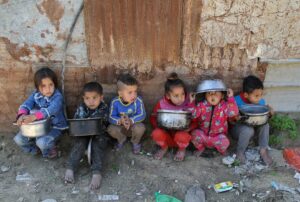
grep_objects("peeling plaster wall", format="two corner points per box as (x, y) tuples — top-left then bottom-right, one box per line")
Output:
(0, 0), (299, 132)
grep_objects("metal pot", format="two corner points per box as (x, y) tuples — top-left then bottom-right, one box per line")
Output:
(17, 119), (51, 138)
(157, 109), (192, 130)
(196, 79), (227, 94)
(239, 104), (270, 126)
(68, 118), (104, 136)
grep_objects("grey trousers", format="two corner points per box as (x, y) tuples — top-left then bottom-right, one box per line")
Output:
(107, 123), (145, 145)
(230, 123), (269, 153)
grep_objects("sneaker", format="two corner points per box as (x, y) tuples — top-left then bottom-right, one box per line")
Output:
(132, 143), (141, 154)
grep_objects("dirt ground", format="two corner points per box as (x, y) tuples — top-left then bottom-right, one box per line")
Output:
(1, 132), (300, 202)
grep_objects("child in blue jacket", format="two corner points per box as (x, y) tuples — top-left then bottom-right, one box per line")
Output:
(14, 67), (67, 158)
(107, 73), (146, 154)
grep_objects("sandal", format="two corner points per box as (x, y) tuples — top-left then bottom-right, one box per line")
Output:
(132, 143), (141, 154)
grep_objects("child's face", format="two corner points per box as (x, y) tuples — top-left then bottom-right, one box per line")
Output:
(205, 91), (224, 106)
(166, 86), (186, 106)
(244, 89), (263, 104)
(83, 91), (103, 110)
(38, 77), (55, 97)
(118, 85), (138, 104)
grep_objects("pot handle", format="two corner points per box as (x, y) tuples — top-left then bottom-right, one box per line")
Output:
(239, 115), (249, 122)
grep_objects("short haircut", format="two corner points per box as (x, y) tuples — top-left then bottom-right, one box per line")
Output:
(34, 67), (58, 89)
(82, 81), (103, 95)
(117, 73), (138, 91)
(243, 75), (264, 93)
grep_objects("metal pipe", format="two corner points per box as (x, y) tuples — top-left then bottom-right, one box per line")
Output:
(259, 58), (300, 64)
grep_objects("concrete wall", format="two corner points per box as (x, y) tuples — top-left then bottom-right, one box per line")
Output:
(0, 0), (299, 132)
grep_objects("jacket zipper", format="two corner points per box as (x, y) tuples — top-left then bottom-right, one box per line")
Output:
(208, 106), (215, 135)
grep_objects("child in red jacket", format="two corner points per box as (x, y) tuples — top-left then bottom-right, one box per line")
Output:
(190, 79), (239, 156)
(150, 73), (193, 161)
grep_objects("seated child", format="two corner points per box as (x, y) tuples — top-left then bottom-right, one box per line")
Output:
(107, 73), (146, 154)
(64, 82), (109, 190)
(150, 73), (192, 161)
(14, 67), (67, 158)
(230, 75), (273, 165)
(190, 80), (239, 156)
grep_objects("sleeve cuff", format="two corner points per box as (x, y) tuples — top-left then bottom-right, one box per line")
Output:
(35, 111), (44, 120)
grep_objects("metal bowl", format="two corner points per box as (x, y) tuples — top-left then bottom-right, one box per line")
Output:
(196, 79), (227, 93)
(68, 118), (104, 136)
(19, 119), (51, 137)
(239, 104), (270, 126)
(157, 109), (192, 130)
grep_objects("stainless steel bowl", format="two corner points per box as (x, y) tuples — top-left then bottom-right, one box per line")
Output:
(68, 118), (104, 136)
(157, 109), (192, 130)
(239, 104), (270, 126)
(19, 119), (51, 137)
(196, 79), (227, 93)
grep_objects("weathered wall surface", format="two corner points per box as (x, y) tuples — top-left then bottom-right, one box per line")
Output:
(0, 0), (299, 132)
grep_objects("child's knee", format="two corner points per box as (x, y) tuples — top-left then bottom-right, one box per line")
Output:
(152, 128), (166, 139)
(174, 131), (191, 143)
(14, 133), (28, 146)
(131, 123), (146, 135)
(36, 136), (54, 150)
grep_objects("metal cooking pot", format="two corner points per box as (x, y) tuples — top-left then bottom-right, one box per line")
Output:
(157, 109), (192, 130)
(196, 79), (227, 94)
(16, 119), (51, 138)
(68, 118), (104, 136)
(239, 104), (270, 126)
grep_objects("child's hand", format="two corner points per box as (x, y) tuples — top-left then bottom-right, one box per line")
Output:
(267, 104), (275, 117)
(22, 115), (36, 124)
(16, 115), (26, 126)
(227, 88), (234, 97)
(122, 116), (132, 130)
(17, 115), (36, 125)
(189, 92), (196, 103)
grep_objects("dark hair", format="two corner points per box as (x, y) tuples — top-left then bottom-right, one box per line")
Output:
(82, 81), (103, 95)
(243, 75), (264, 93)
(34, 67), (58, 89)
(117, 73), (138, 90)
(195, 91), (227, 104)
(164, 72), (187, 94)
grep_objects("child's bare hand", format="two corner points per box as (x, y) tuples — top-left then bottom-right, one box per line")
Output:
(122, 116), (132, 130)
(16, 115), (26, 126)
(189, 92), (196, 103)
(267, 104), (275, 117)
(22, 115), (36, 124)
(227, 88), (234, 97)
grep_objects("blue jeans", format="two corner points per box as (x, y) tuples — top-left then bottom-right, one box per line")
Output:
(14, 128), (62, 157)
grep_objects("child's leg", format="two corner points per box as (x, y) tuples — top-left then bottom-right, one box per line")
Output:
(173, 131), (191, 161)
(89, 135), (107, 190)
(130, 123), (146, 154)
(65, 136), (90, 183)
(151, 128), (174, 159)
(35, 128), (62, 158)
(107, 125), (127, 146)
(256, 123), (273, 165)
(209, 134), (230, 155)
(231, 123), (255, 162)
(14, 132), (37, 154)
(191, 129), (208, 156)
(130, 123), (146, 144)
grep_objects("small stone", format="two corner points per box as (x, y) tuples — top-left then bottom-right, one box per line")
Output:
(117, 170), (121, 175)
(136, 192), (142, 196)
(175, 180), (178, 183)
(185, 185), (205, 202)
(131, 160), (135, 166)
(16, 173), (33, 182)
(1, 165), (10, 172)
(16, 197), (24, 202)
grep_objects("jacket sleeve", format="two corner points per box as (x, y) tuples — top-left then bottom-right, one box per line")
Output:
(188, 101), (201, 131)
(226, 96), (239, 118)
(17, 92), (36, 117)
(131, 97), (146, 124)
(150, 102), (161, 128)
(109, 99), (120, 125)
(35, 92), (64, 120)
